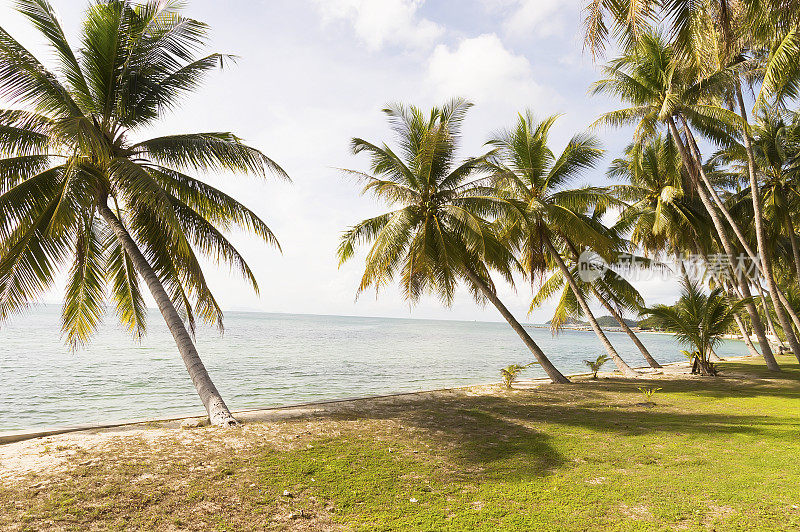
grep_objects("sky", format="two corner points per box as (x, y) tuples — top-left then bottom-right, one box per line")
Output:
(0, 0), (684, 323)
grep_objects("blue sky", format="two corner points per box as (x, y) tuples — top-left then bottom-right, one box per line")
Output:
(0, 0), (683, 323)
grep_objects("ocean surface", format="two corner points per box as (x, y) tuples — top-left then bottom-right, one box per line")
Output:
(0, 305), (754, 431)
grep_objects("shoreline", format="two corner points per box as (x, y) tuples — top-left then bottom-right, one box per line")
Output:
(1, 355), (759, 446)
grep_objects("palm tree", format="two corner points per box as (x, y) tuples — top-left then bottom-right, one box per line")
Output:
(533, 254), (663, 368)
(586, 1), (800, 364)
(582, 0), (742, 59)
(591, 32), (782, 370)
(0, 0), (287, 425)
(609, 135), (711, 257)
(583, 0), (800, 73)
(717, 110), (800, 281)
(337, 100), (570, 384)
(643, 275), (749, 375)
(486, 113), (639, 377)
(608, 136), (765, 357)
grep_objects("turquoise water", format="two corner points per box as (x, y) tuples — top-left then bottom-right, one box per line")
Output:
(0, 305), (753, 431)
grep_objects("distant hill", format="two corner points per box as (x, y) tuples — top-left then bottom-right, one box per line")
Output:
(545, 317), (587, 327)
(544, 316), (638, 328)
(637, 316), (662, 330)
(595, 315), (638, 328)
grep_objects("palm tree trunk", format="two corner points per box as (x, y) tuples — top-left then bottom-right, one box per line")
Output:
(590, 285), (662, 368)
(723, 278), (762, 358)
(774, 288), (800, 345)
(784, 215), (800, 282)
(98, 201), (238, 426)
(543, 239), (638, 377)
(463, 268), (570, 384)
(666, 116), (781, 371)
(562, 239), (660, 369)
(732, 312), (761, 357)
(755, 281), (780, 342)
(731, 88), (800, 361)
(754, 280), (794, 356)
(709, 346), (722, 362)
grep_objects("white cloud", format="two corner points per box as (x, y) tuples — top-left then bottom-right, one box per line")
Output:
(426, 33), (554, 106)
(312, 0), (444, 52)
(488, 0), (579, 40)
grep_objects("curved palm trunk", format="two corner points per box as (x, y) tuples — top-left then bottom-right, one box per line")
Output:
(667, 117), (781, 371)
(464, 268), (570, 384)
(591, 285), (662, 368)
(709, 346), (722, 362)
(99, 202), (238, 426)
(543, 240), (638, 377)
(563, 239), (660, 369)
(754, 281), (795, 356)
(774, 288), (800, 342)
(734, 89), (800, 361)
(680, 111), (800, 360)
(723, 279), (762, 358)
(783, 215), (800, 282)
(755, 281), (781, 342)
(733, 312), (761, 357)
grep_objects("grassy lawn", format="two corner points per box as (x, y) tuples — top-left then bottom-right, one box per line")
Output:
(2, 356), (800, 531)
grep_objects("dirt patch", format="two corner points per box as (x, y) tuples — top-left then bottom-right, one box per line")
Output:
(619, 504), (654, 520)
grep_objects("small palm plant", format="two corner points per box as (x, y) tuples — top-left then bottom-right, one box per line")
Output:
(642, 276), (748, 376)
(637, 386), (662, 405)
(583, 354), (610, 379)
(500, 363), (534, 389)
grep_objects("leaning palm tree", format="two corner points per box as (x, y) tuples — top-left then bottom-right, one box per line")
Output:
(591, 32), (783, 370)
(337, 100), (570, 383)
(0, 0), (287, 425)
(716, 109), (800, 281)
(610, 136), (765, 357)
(486, 112), (639, 377)
(642, 276), (748, 375)
(533, 256), (663, 368)
(610, 135), (711, 257)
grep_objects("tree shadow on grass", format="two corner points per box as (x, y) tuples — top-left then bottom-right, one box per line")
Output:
(315, 362), (800, 480)
(328, 395), (566, 481)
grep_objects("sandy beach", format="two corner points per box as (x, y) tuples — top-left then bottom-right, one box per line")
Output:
(0, 356), (744, 482)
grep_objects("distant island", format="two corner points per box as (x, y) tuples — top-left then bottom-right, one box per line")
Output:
(543, 316), (642, 330)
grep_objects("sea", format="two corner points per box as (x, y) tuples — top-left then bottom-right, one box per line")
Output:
(0, 305), (754, 431)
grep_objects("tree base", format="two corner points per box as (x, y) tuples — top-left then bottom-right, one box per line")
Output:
(209, 410), (239, 427)
(691, 357), (718, 376)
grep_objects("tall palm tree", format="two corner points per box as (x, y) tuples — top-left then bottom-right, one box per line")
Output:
(591, 32), (782, 370)
(655, 1), (800, 362)
(717, 110), (800, 280)
(609, 135), (711, 257)
(0, 0), (287, 425)
(643, 275), (749, 375)
(585, 1), (800, 363)
(608, 136), (764, 357)
(337, 100), (570, 384)
(486, 113), (639, 377)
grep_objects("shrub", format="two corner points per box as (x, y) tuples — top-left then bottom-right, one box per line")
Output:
(500, 363), (533, 389)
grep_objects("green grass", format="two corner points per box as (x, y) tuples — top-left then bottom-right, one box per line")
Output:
(3, 356), (800, 530)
